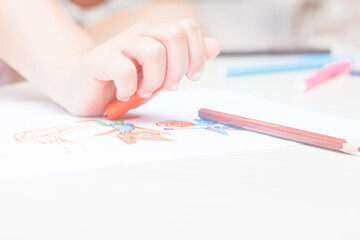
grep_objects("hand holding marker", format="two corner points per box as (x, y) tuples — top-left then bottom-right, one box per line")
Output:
(105, 37), (220, 120)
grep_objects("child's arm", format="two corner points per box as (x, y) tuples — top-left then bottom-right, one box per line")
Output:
(0, 0), (220, 116)
(0, 0), (96, 101)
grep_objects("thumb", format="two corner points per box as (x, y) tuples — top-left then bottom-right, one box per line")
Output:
(204, 37), (221, 60)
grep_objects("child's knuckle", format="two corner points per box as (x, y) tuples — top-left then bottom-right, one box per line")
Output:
(182, 18), (200, 33)
(168, 24), (187, 41)
(148, 42), (166, 60)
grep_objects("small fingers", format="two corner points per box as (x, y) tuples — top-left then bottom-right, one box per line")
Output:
(120, 36), (167, 98)
(176, 18), (207, 81)
(90, 52), (138, 101)
(112, 57), (138, 101)
(91, 19), (220, 103)
(125, 22), (190, 91)
(160, 23), (189, 90)
(204, 37), (221, 61)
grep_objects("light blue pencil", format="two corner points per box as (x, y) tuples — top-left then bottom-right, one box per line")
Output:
(225, 54), (354, 77)
(351, 70), (360, 76)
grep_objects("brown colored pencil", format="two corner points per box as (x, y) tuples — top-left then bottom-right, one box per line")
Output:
(199, 108), (359, 153)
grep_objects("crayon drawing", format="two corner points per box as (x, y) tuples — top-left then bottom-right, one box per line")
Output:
(156, 118), (242, 135)
(12, 117), (242, 155)
(13, 120), (174, 154)
(93, 120), (174, 145)
(13, 124), (94, 154)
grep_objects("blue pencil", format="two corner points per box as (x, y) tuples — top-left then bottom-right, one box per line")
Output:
(225, 54), (354, 78)
(351, 70), (360, 76)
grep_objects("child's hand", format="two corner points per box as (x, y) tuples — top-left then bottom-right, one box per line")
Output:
(62, 18), (220, 116)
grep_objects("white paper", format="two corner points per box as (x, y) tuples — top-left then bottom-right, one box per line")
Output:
(1, 84), (360, 176)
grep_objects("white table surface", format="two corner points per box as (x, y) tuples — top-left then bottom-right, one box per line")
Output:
(1, 56), (360, 240)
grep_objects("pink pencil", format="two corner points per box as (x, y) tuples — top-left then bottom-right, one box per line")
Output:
(295, 60), (352, 91)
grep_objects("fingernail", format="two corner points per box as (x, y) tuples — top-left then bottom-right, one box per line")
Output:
(139, 92), (153, 99)
(119, 97), (130, 102)
(192, 71), (203, 81)
(170, 82), (179, 91)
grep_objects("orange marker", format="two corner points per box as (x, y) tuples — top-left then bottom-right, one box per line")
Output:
(104, 87), (163, 119)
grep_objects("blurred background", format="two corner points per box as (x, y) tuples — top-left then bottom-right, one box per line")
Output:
(60, 0), (360, 55)
(2, 0), (360, 86)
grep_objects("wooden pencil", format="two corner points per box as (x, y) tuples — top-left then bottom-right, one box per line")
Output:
(351, 70), (360, 76)
(198, 108), (359, 153)
(218, 48), (330, 57)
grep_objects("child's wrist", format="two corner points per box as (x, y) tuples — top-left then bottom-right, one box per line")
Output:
(44, 43), (96, 109)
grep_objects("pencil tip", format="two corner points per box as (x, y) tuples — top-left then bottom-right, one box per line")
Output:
(341, 143), (360, 153)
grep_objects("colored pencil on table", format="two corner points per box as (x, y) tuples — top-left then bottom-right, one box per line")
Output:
(225, 54), (353, 77)
(351, 70), (360, 76)
(198, 108), (360, 153)
(219, 48), (330, 57)
(295, 60), (352, 91)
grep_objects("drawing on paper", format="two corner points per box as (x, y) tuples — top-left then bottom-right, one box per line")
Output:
(13, 117), (241, 154)
(93, 120), (174, 145)
(156, 118), (241, 135)
(13, 124), (94, 154)
(13, 119), (174, 154)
